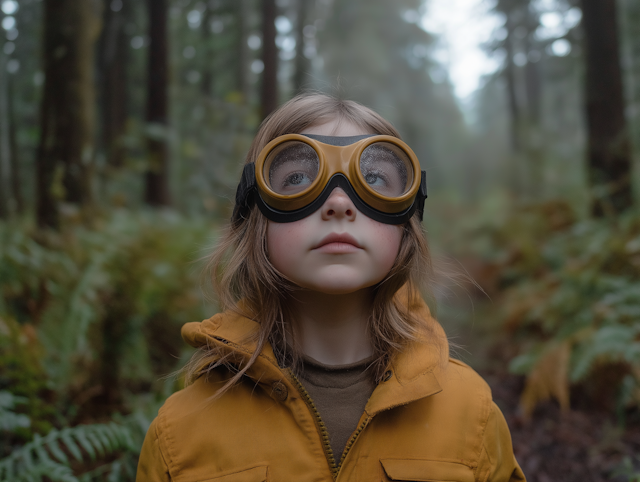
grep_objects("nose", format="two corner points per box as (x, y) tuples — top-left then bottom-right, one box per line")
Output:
(320, 188), (357, 221)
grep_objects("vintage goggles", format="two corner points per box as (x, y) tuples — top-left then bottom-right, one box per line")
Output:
(232, 133), (427, 225)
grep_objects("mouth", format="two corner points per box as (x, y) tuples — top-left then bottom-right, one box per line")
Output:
(314, 232), (362, 252)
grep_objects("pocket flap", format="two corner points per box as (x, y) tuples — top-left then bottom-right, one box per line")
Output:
(381, 459), (474, 482)
(200, 465), (268, 482)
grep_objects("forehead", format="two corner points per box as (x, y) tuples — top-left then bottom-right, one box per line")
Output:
(300, 118), (374, 137)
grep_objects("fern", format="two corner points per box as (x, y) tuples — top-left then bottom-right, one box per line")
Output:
(0, 391), (30, 432)
(0, 422), (135, 482)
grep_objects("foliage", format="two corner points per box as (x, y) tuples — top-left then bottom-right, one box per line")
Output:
(0, 210), (216, 478)
(0, 391), (30, 434)
(611, 456), (640, 482)
(0, 422), (134, 482)
(445, 196), (640, 417)
(0, 404), (159, 482)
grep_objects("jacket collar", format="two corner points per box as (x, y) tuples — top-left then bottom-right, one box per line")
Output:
(181, 291), (449, 416)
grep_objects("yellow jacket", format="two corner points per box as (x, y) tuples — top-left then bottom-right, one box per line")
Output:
(137, 295), (525, 482)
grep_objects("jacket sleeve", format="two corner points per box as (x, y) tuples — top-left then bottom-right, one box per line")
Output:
(476, 402), (526, 482)
(136, 418), (171, 482)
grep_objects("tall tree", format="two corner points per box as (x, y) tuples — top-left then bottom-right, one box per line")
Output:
(99, 0), (129, 168)
(580, 0), (633, 216)
(293, 0), (311, 93)
(8, 74), (23, 214)
(234, 0), (248, 100)
(36, 0), (101, 229)
(201, 2), (214, 98)
(145, 0), (171, 206)
(261, 0), (278, 119)
(0, 46), (9, 219)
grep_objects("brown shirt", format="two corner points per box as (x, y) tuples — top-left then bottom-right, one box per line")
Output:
(298, 356), (377, 460)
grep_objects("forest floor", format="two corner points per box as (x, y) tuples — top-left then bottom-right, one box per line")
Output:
(438, 294), (640, 482)
(483, 369), (640, 482)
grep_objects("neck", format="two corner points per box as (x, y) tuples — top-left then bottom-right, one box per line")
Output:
(288, 289), (374, 366)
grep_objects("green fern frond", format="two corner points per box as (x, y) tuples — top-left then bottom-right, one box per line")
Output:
(0, 422), (135, 482)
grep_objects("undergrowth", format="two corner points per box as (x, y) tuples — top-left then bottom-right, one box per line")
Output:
(0, 209), (217, 480)
(441, 194), (640, 419)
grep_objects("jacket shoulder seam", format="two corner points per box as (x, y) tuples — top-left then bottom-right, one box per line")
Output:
(157, 402), (182, 481)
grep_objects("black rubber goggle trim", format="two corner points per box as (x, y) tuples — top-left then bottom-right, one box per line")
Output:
(232, 164), (427, 225)
(255, 172), (426, 225)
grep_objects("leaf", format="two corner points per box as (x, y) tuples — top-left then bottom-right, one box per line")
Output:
(520, 341), (571, 420)
(73, 428), (96, 460)
(61, 430), (84, 462)
(47, 436), (70, 464)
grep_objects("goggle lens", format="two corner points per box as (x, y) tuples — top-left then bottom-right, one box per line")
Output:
(265, 141), (320, 195)
(359, 142), (414, 197)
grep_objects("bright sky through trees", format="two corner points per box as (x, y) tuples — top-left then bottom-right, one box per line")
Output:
(422, 0), (503, 99)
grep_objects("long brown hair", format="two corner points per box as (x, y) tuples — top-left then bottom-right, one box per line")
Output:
(185, 93), (441, 393)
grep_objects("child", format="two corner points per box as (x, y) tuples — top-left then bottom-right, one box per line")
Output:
(136, 94), (526, 482)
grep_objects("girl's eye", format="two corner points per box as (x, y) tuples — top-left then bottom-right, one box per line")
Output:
(283, 172), (312, 187)
(364, 171), (388, 187)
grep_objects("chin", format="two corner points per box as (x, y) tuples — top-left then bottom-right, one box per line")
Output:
(299, 277), (378, 295)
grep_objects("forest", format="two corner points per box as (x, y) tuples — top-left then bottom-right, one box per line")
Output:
(0, 0), (639, 480)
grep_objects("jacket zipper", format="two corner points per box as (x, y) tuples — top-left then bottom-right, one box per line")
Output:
(336, 415), (371, 476)
(290, 374), (339, 479)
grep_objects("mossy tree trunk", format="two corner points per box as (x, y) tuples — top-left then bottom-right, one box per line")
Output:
(144, 0), (171, 207)
(580, 0), (634, 216)
(36, 0), (101, 229)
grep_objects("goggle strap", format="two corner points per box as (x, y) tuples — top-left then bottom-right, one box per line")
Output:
(231, 162), (257, 226)
(416, 170), (428, 221)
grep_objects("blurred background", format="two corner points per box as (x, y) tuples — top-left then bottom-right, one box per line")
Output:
(0, 0), (639, 480)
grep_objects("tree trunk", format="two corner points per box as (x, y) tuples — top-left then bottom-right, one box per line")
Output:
(580, 0), (633, 216)
(504, 10), (522, 153)
(261, 0), (278, 119)
(523, 26), (543, 198)
(8, 74), (22, 214)
(201, 4), (213, 98)
(145, 0), (171, 207)
(293, 0), (310, 93)
(0, 47), (9, 219)
(36, 0), (101, 229)
(235, 0), (248, 101)
(99, 0), (128, 168)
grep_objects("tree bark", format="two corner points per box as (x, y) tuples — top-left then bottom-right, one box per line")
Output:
(293, 0), (310, 93)
(261, 0), (278, 119)
(145, 0), (171, 207)
(580, 0), (633, 216)
(36, 0), (101, 229)
(201, 4), (213, 98)
(8, 74), (23, 214)
(0, 47), (9, 219)
(235, 0), (248, 100)
(504, 10), (522, 153)
(99, 0), (128, 168)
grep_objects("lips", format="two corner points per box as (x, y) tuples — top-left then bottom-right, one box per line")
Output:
(314, 232), (362, 251)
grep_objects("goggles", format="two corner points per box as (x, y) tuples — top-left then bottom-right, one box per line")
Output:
(232, 133), (427, 225)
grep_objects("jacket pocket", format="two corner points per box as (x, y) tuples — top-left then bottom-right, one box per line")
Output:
(380, 459), (474, 482)
(199, 465), (268, 482)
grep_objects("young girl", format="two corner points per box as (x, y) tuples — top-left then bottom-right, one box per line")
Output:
(136, 94), (526, 482)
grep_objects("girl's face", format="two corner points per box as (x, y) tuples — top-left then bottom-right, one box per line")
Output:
(266, 119), (403, 295)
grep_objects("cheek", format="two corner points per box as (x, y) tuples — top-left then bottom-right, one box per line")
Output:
(371, 223), (403, 272)
(266, 220), (306, 273)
